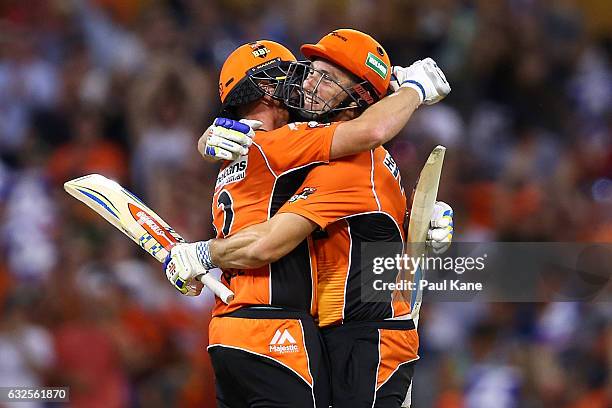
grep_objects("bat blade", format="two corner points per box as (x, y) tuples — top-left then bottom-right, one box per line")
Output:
(405, 146), (446, 325)
(64, 174), (234, 303)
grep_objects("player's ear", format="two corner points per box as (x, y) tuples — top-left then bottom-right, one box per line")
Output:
(339, 103), (360, 121)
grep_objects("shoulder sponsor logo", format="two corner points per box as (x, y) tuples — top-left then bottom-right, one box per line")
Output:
(215, 156), (248, 190)
(366, 52), (388, 79)
(288, 187), (316, 203)
(269, 329), (299, 354)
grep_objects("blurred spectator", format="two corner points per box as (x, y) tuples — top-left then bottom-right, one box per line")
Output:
(47, 106), (127, 185)
(0, 25), (60, 153)
(0, 292), (54, 408)
(128, 59), (210, 202)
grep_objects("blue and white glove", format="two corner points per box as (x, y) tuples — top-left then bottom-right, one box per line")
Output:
(426, 201), (453, 254)
(391, 58), (450, 105)
(164, 241), (217, 296)
(198, 118), (262, 161)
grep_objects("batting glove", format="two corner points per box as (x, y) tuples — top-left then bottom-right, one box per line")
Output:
(199, 118), (262, 161)
(164, 241), (217, 296)
(391, 58), (450, 105)
(427, 201), (453, 254)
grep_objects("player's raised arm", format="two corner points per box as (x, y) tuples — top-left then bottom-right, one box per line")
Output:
(200, 27), (450, 165)
(330, 58), (450, 158)
(200, 58), (450, 162)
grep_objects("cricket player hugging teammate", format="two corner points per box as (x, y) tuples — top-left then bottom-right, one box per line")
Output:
(164, 29), (454, 408)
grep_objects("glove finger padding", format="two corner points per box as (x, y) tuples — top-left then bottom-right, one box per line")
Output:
(214, 117), (262, 141)
(211, 126), (253, 147)
(239, 118), (263, 132)
(207, 135), (248, 155)
(422, 60), (450, 104)
(428, 226), (453, 242)
(430, 201), (453, 228)
(205, 146), (235, 161)
(429, 239), (452, 255)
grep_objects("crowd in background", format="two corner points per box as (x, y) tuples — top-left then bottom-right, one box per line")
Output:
(0, 0), (610, 407)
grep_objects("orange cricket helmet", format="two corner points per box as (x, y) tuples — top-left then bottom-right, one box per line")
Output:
(301, 29), (391, 99)
(218, 40), (297, 114)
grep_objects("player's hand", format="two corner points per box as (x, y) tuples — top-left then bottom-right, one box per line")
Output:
(390, 58), (450, 105)
(164, 243), (208, 296)
(198, 118), (262, 162)
(427, 201), (453, 254)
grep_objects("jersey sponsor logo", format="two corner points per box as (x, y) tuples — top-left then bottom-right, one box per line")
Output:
(288, 187), (316, 203)
(269, 329), (299, 354)
(366, 52), (388, 79)
(215, 156), (248, 190)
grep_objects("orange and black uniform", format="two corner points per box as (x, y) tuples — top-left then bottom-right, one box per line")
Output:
(208, 122), (337, 408)
(278, 147), (419, 408)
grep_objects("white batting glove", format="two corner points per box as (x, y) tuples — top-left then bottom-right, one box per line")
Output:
(199, 118), (262, 161)
(163, 241), (217, 296)
(426, 201), (453, 254)
(390, 58), (450, 105)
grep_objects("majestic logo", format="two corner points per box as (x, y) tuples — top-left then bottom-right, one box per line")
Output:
(269, 329), (299, 354)
(216, 156), (248, 190)
(365, 52), (388, 79)
(289, 187), (316, 203)
(329, 31), (348, 42)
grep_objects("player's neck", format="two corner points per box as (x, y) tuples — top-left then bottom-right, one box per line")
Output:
(237, 99), (289, 131)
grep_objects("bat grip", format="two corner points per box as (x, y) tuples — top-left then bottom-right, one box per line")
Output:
(197, 273), (234, 304)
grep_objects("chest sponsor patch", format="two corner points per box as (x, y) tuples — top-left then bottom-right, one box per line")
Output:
(216, 156), (248, 190)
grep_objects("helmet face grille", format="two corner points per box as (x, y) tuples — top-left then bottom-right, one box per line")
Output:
(223, 59), (292, 109)
(282, 61), (379, 121)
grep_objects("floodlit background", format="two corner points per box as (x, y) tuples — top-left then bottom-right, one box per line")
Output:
(0, 0), (610, 407)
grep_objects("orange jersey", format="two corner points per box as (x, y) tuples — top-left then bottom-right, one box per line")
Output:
(278, 147), (410, 327)
(211, 121), (339, 317)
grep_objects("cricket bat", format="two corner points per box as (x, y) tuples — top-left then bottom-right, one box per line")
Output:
(406, 145), (446, 326)
(64, 174), (234, 304)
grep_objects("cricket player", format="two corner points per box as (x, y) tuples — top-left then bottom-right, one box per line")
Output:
(167, 35), (442, 408)
(167, 32), (451, 407)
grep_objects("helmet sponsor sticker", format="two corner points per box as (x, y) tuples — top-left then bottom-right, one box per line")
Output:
(366, 52), (388, 79)
(250, 42), (271, 58)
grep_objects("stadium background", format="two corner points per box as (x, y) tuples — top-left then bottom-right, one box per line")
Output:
(0, 0), (610, 407)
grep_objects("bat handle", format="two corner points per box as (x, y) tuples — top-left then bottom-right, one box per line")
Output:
(197, 273), (234, 304)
